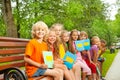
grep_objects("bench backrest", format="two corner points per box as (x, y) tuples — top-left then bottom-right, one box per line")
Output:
(0, 37), (29, 71)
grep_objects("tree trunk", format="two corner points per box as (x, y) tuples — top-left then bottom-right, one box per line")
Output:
(2, 0), (18, 37)
(16, 0), (20, 38)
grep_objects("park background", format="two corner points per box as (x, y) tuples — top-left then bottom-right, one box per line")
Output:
(0, 0), (120, 77)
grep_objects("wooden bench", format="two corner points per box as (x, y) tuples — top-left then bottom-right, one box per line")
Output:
(0, 37), (49, 80)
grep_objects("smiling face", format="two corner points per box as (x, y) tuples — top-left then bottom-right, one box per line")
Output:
(47, 31), (56, 45)
(79, 31), (88, 40)
(91, 36), (100, 47)
(51, 23), (63, 37)
(34, 27), (46, 39)
(71, 31), (78, 41)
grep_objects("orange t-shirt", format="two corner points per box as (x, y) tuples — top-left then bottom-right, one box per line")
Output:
(25, 39), (48, 77)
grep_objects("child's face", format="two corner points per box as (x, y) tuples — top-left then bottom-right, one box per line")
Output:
(62, 33), (69, 42)
(93, 38), (100, 46)
(79, 34), (87, 40)
(101, 42), (106, 47)
(35, 27), (46, 39)
(71, 32), (78, 41)
(53, 26), (62, 37)
(48, 31), (56, 45)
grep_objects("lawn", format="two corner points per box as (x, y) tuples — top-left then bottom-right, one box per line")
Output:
(102, 49), (118, 77)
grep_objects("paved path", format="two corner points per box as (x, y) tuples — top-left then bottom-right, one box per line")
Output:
(105, 50), (120, 80)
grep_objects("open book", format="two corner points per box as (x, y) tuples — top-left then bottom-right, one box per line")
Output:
(63, 51), (77, 69)
(43, 51), (54, 68)
(75, 39), (90, 51)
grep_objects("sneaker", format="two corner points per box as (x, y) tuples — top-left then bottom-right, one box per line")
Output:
(101, 77), (106, 80)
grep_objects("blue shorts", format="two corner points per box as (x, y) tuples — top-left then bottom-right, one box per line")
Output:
(32, 68), (47, 77)
(98, 57), (106, 62)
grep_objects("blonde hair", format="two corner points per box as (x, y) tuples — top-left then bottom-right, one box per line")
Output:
(61, 30), (69, 38)
(79, 31), (88, 39)
(91, 36), (100, 45)
(61, 30), (69, 52)
(31, 21), (48, 38)
(50, 23), (64, 30)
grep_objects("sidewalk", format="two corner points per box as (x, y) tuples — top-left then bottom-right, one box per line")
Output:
(105, 50), (120, 80)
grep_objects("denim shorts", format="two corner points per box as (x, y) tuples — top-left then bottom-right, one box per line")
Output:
(32, 68), (47, 77)
(98, 57), (105, 62)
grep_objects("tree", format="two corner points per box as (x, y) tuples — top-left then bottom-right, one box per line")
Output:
(2, 0), (18, 37)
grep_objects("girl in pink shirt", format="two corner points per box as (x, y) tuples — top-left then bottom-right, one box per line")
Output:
(68, 29), (92, 80)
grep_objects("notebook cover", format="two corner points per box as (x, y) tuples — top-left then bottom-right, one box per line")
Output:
(43, 51), (54, 68)
(63, 51), (77, 69)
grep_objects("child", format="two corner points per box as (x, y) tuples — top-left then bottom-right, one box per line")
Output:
(61, 30), (81, 80)
(90, 36), (101, 80)
(50, 23), (64, 37)
(24, 21), (63, 80)
(78, 31), (96, 80)
(98, 39), (107, 79)
(68, 29), (92, 80)
(44, 30), (74, 80)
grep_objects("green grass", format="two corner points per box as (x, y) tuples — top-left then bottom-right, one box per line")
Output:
(102, 49), (118, 76)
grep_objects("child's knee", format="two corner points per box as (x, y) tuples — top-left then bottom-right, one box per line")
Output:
(73, 63), (81, 69)
(57, 69), (64, 76)
(54, 69), (63, 79)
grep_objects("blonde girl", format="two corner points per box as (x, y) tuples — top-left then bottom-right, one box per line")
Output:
(45, 30), (74, 80)
(90, 36), (101, 80)
(68, 29), (92, 80)
(50, 23), (64, 37)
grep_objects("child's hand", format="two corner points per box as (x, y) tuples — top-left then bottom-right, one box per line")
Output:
(54, 64), (66, 70)
(39, 64), (48, 69)
(55, 59), (63, 64)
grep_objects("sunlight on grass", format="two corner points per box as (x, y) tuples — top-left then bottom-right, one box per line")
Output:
(102, 49), (118, 76)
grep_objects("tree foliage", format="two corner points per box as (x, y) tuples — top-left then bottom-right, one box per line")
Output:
(0, 0), (119, 46)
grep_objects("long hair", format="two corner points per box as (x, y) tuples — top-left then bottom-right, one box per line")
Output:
(68, 29), (78, 53)
(61, 30), (69, 52)
(44, 30), (60, 60)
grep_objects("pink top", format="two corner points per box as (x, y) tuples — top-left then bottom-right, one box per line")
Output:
(73, 41), (83, 61)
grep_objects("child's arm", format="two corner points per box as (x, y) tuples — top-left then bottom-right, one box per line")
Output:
(92, 49), (98, 65)
(24, 55), (47, 69)
(99, 47), (106, 57)
(87, 50), (92, 63)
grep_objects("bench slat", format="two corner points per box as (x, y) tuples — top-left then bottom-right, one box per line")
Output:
(0, 55), (24, 63)
(0, 42), (27, 47)
(0, 37), (29, 42)
(0, 61), (25, 71)
(0, 48), (25, 55)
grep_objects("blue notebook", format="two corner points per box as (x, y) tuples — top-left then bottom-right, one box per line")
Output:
(83, 39), (90, 50)
(63, 51), (77, 69)
(75, 40), (84, 51)
(75, 39), (90, 51)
